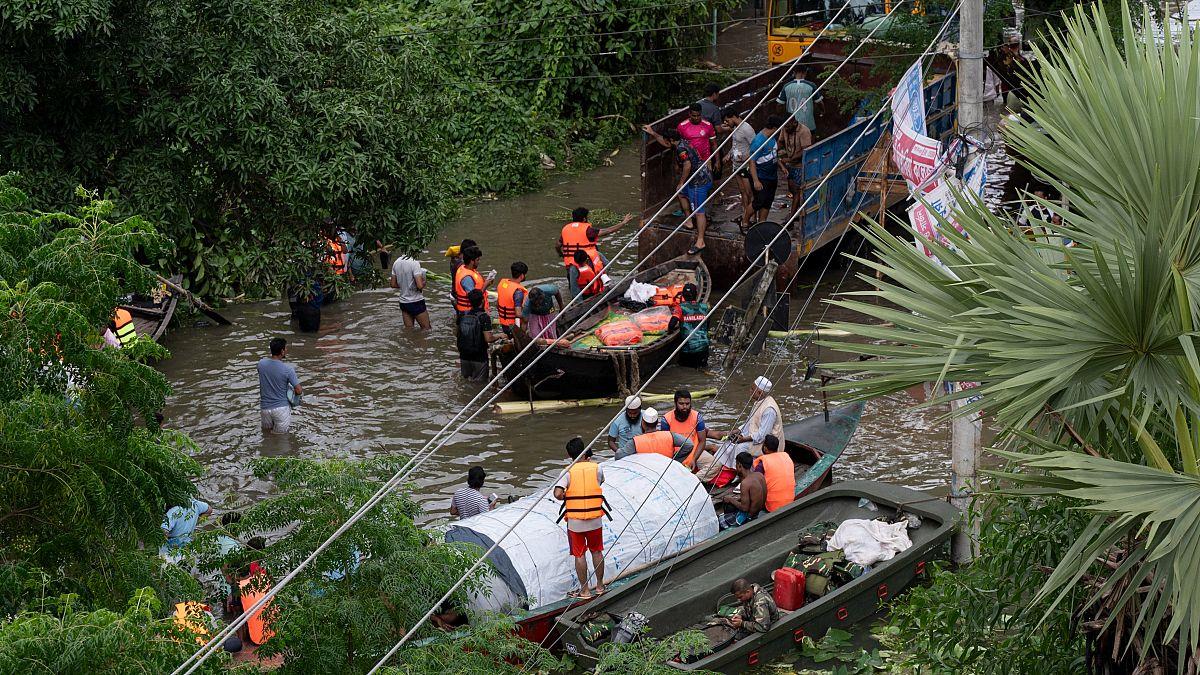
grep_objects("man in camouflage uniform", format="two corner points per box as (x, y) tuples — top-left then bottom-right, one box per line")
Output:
(729, 577), (779, 634)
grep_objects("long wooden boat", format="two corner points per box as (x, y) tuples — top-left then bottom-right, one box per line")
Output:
(118, 274), (182, 342)
(637, 56), (957, 290)
(494, 255), (711, 399)
(555, 480), (958, 672)
(511, 402), (864, 646)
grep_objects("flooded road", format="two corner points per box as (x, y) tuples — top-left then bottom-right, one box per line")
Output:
(158, 144), (962, 521)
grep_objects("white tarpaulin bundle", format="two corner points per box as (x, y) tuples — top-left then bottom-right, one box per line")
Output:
(828, 518), (913, 566)
(445, 454), (719, 613)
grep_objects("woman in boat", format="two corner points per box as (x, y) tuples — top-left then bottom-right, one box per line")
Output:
(521, 283), (564, 341)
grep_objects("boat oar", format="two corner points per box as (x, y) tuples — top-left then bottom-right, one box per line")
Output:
(492, 387), (717, 415)
(158, 274), (233, 326)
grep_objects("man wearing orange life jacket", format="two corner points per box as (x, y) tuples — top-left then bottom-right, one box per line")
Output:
(553, 437), (611, 599)
(495, 261), (529, 337)
(452, 245), (495, 316)
(658, 389), (708, 469)
(752, 434), (796, 512)
(325, 236), (349, 276)
(632, 408), (694, 463)
(557, 207), (635, 294)
(570, 250), (605, 299)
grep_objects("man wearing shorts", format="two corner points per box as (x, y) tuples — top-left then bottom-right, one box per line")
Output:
(390, 254), (430, 330)
(554, 437), (609, 599)
(723, 107), (757, 230)
(748, 116), (784, 224)
(778, 120), (813, 221)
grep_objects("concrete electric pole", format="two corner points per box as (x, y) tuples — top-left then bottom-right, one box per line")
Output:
(950, 0), (986, 565)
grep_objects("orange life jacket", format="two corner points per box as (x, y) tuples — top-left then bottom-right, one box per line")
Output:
(112, 308), (137, 347)
(651, 284), (686, 307)
(664, 409), (702, 467)
(576, 263), (604, 297)
(496, 278), (527, 327)
(753, 451), (796, 512)
(239, 577), (275, 645)
(560, 222), (596, 267)
(561, 461), (608, 521)
(325, 237), (348, 275)
(633, 430), (677, 459)
(453, 265), (487, 313)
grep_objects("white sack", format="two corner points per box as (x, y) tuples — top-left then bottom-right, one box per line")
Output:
(624, 281), (657, 303)
(828, 518), (913, 566)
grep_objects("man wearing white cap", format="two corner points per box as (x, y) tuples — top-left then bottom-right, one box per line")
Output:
(702, 376), (785, 487)
(632, 408), (694, 463)
(608, 395), (646, 459)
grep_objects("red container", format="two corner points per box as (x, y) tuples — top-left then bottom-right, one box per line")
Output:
(773, 567), (806, 611)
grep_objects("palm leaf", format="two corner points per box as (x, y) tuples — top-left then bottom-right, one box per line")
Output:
(993, 451), (1200, 662)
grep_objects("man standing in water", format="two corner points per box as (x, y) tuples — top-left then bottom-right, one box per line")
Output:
(257, 337), (301, 434)
(554, 437), (609, 599)
(390, 253), (430, 330)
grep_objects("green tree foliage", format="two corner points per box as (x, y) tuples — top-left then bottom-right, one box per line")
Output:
(193, 457), (559, 673)
(383, 615), (568, 674)
(824, 3), (1200, 670)
(0, 0), (737, 302)
(0, 174), (201, 613)
(881, 497), (1088, 673)
(0, 588), (234, 674)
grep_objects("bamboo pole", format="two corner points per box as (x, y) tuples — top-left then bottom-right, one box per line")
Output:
(492, 388), (717, 415)
(157, 274), (232, 325)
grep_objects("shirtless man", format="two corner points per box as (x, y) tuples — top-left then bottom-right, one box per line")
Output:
(718, 452), (766, 530)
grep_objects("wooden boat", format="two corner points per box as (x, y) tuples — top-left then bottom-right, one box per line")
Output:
(637, 56), (957, 290)
(494, 255), (711, 398)
(555, 481), (958, 672)
(118, 274), (182, 342)
(510, 402), (864, 646)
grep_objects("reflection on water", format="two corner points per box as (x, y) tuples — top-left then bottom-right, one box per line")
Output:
(158, 145), (960, 522)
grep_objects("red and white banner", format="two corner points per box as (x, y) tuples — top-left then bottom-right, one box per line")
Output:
(892, 124), (943, 193)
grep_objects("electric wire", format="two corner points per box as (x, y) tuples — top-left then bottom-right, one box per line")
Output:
(170, 5), (859, 670)
(365, 7), (925, 669)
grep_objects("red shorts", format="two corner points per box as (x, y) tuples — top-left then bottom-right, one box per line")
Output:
(712, 466), (737, 488)
(567, 528), (604, 557)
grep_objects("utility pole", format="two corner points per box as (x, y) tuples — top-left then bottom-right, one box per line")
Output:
(951, 0), (985, 565)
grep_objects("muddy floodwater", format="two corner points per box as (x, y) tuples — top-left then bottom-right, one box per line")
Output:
(158, 142), (967, 519)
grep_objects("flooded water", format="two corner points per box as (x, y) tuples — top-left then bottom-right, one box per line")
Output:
(158, 143), (963, 519)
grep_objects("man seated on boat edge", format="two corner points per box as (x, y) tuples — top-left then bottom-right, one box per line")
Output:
(729, 577), (780, 635)
(754, 434), (796, 513)
(695, 376), (784, 487)
(632, 407), (694, 464)
(717, 452), (766, 531)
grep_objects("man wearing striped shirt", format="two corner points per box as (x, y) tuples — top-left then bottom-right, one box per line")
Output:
(450, 466), (497, 519)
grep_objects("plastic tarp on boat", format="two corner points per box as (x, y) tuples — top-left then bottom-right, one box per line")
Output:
(445, 454), (719, 613)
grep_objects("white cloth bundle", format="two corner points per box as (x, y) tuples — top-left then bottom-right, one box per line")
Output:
(828, 518), (913, 566)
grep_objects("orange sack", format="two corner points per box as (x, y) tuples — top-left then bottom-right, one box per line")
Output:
(631, 306), (673, 333)
(595, 320), (644, 346)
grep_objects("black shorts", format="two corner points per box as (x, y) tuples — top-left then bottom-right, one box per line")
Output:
(752, 180), (778, 211)
(399, 299), (427, 317)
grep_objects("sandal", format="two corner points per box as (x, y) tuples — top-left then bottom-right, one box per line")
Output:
(687, 245), (706, 256)
(592, 585), (607, 596)
(567, 589), (593, 600)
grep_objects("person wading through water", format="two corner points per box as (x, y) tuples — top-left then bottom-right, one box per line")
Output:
(554, 437), (611, 599)
(496, 261), (529, 337)
(557, 207), (634, 295)
(456, 289), (498, 383)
